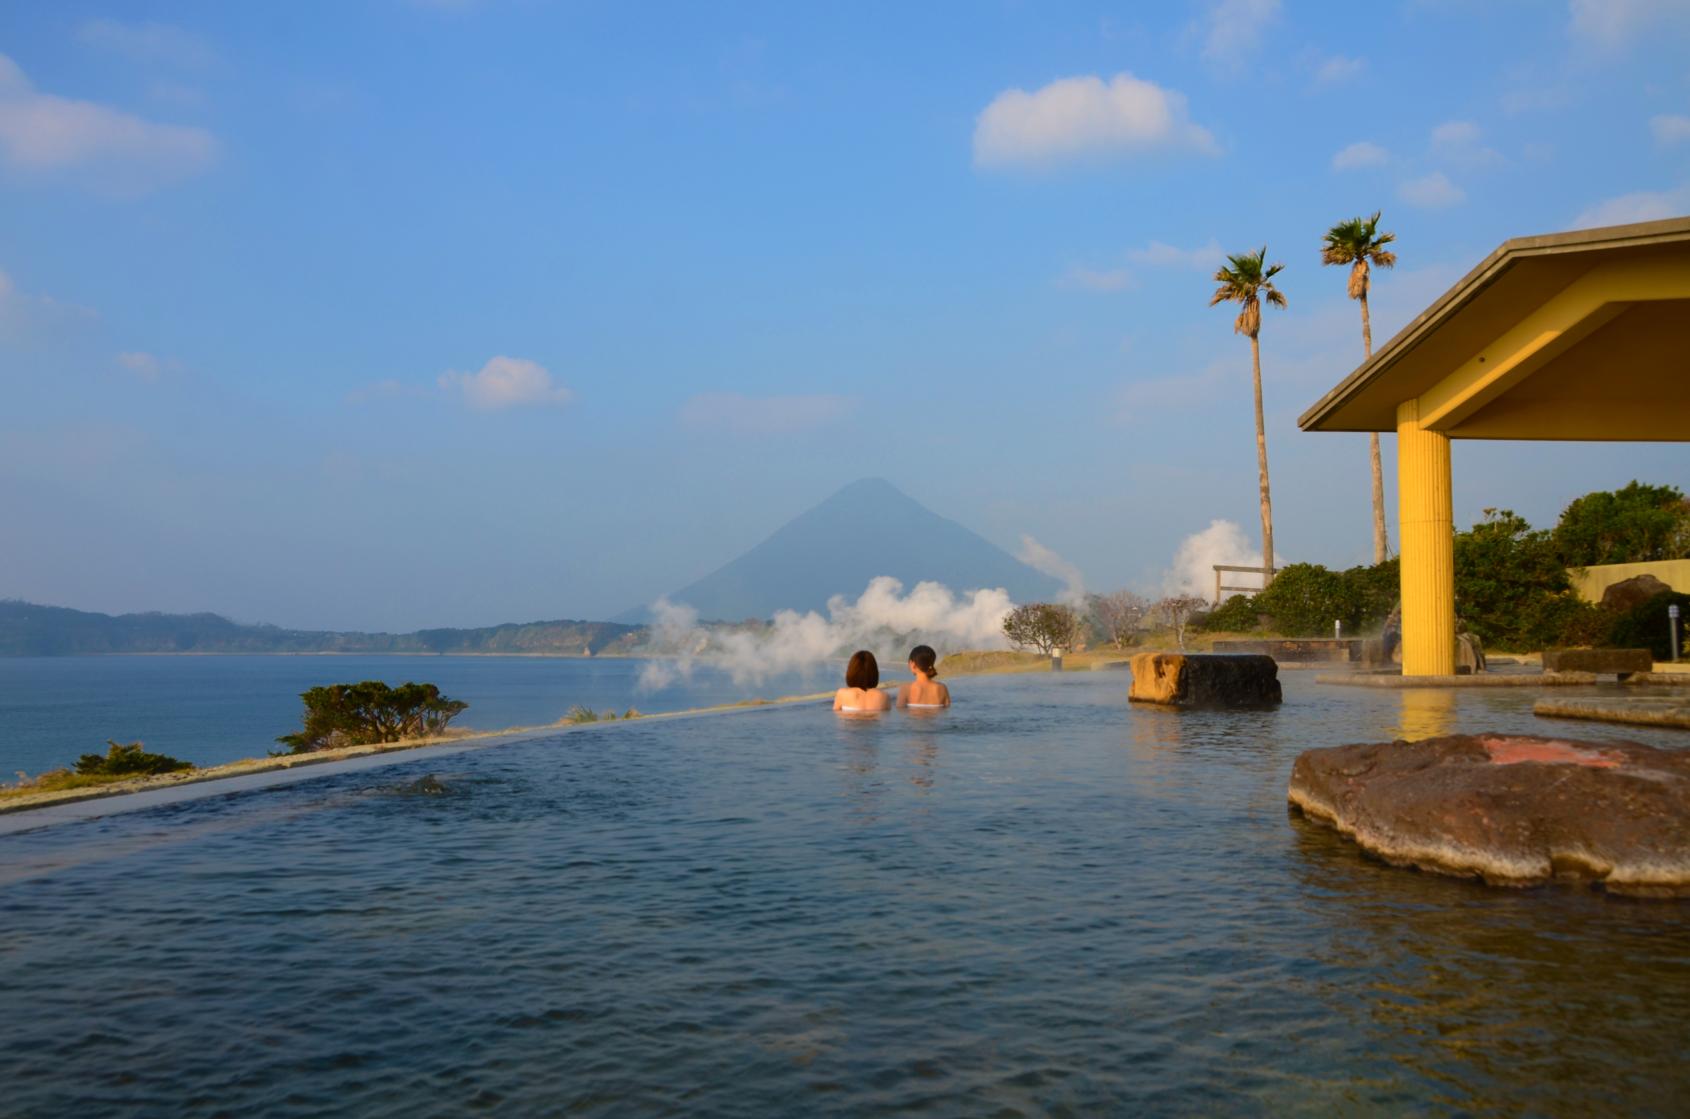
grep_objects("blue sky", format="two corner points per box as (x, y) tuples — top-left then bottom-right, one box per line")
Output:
(1, 0), (1687, 630)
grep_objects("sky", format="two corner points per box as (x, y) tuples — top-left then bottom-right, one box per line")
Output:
(1, 0), (1688, 631)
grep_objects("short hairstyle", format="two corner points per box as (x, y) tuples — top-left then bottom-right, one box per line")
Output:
(908, 644), (938, 678)
(845, 649), (879, 690)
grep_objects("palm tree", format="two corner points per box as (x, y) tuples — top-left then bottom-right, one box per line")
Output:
(1210, 247), (1287, 579)
(1321, 211), (1398, 565)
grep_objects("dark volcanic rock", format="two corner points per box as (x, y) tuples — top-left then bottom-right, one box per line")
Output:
(1288, 734), (1690, 896)
(1601, 574), (1673, 613)
(396, 775), (449, 796)
(1541, 647), (1653, 676)
(1128, 653), (1282, 708)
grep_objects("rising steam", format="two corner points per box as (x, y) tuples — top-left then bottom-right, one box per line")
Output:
(1163, 519), (1266, 601)
(638, 576), (1016, 688)
(1016, 534), (1087, 604)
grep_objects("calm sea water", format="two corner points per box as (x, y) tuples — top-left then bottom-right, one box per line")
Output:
(1, 671), (1686, 1116)
(0, 656), (823, 778)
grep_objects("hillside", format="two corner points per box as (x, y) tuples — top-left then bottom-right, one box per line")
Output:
(630, 477), (1062, 621)
(0, 601), (643, 657)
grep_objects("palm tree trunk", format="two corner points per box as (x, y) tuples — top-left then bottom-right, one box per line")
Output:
(1250, 332), (1275, 577)
(1361, 294), (1389, 564)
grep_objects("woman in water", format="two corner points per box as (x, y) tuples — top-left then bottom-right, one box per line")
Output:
(833, 649), (892, 714)
(896, 644), (950, 710)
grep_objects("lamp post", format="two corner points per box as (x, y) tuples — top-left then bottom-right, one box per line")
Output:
(1670, 603), (1681, 663)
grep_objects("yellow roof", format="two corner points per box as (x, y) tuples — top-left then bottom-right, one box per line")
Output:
(1299, 216), (1690, 440)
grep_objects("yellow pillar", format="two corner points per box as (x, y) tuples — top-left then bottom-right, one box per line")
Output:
(1397, 399), (1455, 676)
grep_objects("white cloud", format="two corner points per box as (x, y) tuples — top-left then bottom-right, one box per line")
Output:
(77, 20), (217, 69)
(1128, 238), (1225, 270)
(972, 72), (1219, 168)
(1652, 114), (1690, 145)
(439, 356), (573, 410)
(680, 392), (856, 434)
(0, 52), (215, 191)
(1568, 0), (1690, 50)
(1431, 119), (1505, 168)
(1398, 171), (1465, 208)
(1568, 184), (1690, 229)
(1430, 120), (1482, 148)
(1201, 0), (1282, 64)
(1312, 54), (1365, 85)
(1057, 265), (1133, 292)
(116, 351), (162, 382)
(1331, 140), (1390, 171)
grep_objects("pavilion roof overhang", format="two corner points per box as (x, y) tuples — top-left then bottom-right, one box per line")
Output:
(1298, 216), (1690, 442)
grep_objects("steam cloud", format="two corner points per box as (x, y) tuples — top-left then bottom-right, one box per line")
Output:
(638, 576), (1016, 689)
(1016, 534), (1087, 604)
(1163, 519), (1267, 601)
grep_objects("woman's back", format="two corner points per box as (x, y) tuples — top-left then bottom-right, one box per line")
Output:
(898, 678), (950, 708)
(835, 686), (891, 713)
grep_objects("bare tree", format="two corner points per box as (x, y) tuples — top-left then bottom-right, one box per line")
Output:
(1088, 590), (1149, 647)
(1003, 603), (1082, 655)
(1152, 595), (1208, 652)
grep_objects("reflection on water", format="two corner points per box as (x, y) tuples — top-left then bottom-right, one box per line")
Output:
(1397, 686), (1458, 740)
(1, 672), (1686, 1117)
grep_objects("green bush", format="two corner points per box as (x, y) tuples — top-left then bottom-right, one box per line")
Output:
(1554, 481), (1690, 567)
(1453, 509), (1589, 651)
(74, 740), (194, 777)
(1203, 559), (1399, 636)
(277, 681), (468, 754)
(1203, 593), (1261, 632)
(1607, 591), (1690, 661)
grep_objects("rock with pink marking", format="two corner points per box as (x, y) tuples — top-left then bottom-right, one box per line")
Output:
(1288, 734), (1690, 896)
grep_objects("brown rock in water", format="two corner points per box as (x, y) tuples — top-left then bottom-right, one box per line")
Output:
(1541, 647), (1653, 676)
(1288, 734), (1690, 896)
(1128, 653), (1282, 708)
(1600, 573), (1673, 613)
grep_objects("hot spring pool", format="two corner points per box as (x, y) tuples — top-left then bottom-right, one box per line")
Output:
(2, 671), (1687, 1116)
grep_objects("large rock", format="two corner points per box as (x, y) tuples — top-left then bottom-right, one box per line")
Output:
(1541, 647), (1653, 676)
(1601, 573), (1674, 613)
(1128, 653), (1282, 708)
(1288, 734), (1690, 896)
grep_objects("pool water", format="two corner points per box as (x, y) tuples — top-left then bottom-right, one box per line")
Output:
(1, 671), (1686, 1116)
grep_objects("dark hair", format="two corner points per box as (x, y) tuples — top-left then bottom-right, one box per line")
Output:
(845, 649), (879, 690)
(908, 645), (938, 678)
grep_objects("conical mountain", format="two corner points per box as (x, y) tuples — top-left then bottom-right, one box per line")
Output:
(629, 478), (1063, 622)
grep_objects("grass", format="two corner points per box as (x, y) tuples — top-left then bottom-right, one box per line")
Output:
(2, 768), (153, 800)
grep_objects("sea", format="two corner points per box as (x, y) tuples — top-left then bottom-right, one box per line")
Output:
(0, 655), (824, 779)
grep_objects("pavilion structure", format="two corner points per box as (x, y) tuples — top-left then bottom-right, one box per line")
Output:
(1299, 217), (1690, 676)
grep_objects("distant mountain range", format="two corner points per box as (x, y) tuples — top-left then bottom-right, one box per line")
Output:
(626, 477), (1062, 622)
(4, 478), (1061, 652)
(0, 601), (643, 657)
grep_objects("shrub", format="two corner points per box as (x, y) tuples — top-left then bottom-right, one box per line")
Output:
(1453, 509), (1585, 651)
(1202, 593), (1260, 633)
(277, 681), (468, 754)
(1607, 591), (1690, 661)
(1554, 481), (1690, 567)
(74, 740), (194, 777)
(1202, 558), (1399, 636)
